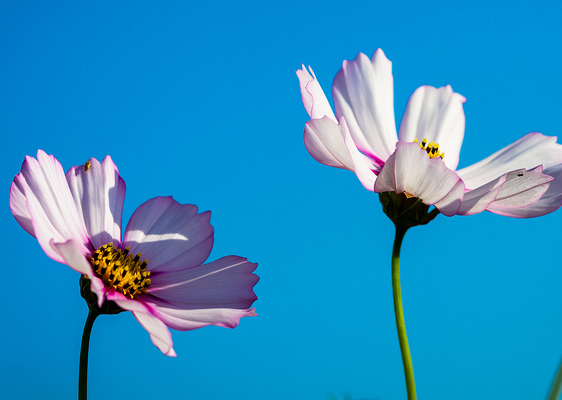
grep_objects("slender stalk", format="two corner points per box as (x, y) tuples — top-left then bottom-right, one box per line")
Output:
(547, 357), (562, 400)
(392, 225), (416, 400)
(79, 310), (98, 400)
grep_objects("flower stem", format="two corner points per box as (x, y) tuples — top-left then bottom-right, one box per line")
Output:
(392, 225), (416, 400)
(547, 357), (562, 400)
(79, 310), (98, 400)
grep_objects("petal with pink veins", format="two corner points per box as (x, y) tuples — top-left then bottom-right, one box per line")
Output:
(66, 156), (126, 249)
(148, 256), (259, 309)
(107, 291), (176, 357)
(296, 65), (337, 121)
(9, 176), (35, 237)
(486, 166), (553, 216)
(123, 197), (214, 272)
(51, 240), (107, 307)
(398, 85), (466, 171)
(147, 297), (257, 331)
(333, 49), (398, 162)
(16, 150), (91, 263)
(304, 116), (354, 169)
(457, 132), (562, 190)
(491, 164), (562, 218)
(374, 142), (465, 216)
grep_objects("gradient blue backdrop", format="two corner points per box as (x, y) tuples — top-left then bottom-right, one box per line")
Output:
(2, 1), (562, 399)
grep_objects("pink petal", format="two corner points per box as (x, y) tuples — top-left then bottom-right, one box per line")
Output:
(148, 256), (259, 309)
(51, 240), (107, 307)
(107, 291), (176, 357)
(374, 142), (465, 216)
(147, 297), (257, 331)
(398, 85), (466, 171)
(296, 65), (337, 121)
(17, 150), (91, 263)
(304, 116), (354, 169)
(492, 164), (562, 218)
(457, 174), (507, 215)
(457, 132), (562, 190)
(123, 197), (214, 272)
(66, 156), (126, 249)
(9, 176), (35, 237)
(332, 49), (398, 162)
(486, 166), (553, 215)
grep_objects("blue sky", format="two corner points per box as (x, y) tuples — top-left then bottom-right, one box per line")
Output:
(2, 1), (562, 399)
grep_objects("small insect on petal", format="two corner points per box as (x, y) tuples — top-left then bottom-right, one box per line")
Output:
(84, 160), (92, 171)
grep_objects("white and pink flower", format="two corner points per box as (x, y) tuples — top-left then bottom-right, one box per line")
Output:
(297, 49), (562, 217)
(10, 151), (259, 356)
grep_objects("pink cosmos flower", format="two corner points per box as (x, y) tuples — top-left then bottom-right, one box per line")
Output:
(10, 150), (259, 356)
(297, 49), (562, 217)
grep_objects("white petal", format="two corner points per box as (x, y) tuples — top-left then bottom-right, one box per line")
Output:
(66, 156), (126, 249)
(457, 132), (562, 190)
(9, 176), (35, 237)
(333, 49), (398, 161)
(398, 85), (466, 171)
(342, 118), (379, 190)
(17, 151), (90, 263)
(374, 142), (464, 216)
(456, 174), (507, 215)
(486, 166), (553, 215)
(491, 164), (562, 217)
(304, 116), (354, 169)
(296, 65), (337, 121)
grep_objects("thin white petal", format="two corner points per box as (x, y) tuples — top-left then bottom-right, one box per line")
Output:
(304, 116), (354, 169)
(66, 156), (126, 249)
(457, 132), (562, 189)
(333, 49), (398, 161)
(296, 65), (337, 121)
(398, 85), (466, 170)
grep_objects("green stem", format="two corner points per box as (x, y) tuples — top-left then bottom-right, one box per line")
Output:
(547, 357), (562, 400)
(79, 310), (98, 400)
(392, 225), (416, 400)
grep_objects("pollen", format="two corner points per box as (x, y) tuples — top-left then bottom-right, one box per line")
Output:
(414, 138), (445, 160)
(91, 242), (151, 299)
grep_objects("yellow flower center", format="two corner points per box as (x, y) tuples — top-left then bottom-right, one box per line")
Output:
(414, 138), (445, 159)
(91, 242), (151, 299)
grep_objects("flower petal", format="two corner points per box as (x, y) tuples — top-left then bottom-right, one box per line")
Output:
(491, 164), (562, 217)
(374, 142), (465, 216)
(457, 132), (562, 190)
(123, 197), (214, 272)
(398, 85), (466, 170)
(15, 150), (90, 263)
(66, 156), (126, 249)
(148, 301), (257, 331)
(333, 49), (398, 161)
(304, 116), (354, 169)
(9, 175), (35, 236)
(51, 239), (107, 307)
(296, 65), (337, 121)
(456, 174), (507, 216)
(342, 118), (379, 190)
(107, 291), (176, 357)
(486, 166), (553, 216)
(148, 256), (259, 309)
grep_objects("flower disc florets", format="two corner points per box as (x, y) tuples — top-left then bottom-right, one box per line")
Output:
(91, 242), (151, 299)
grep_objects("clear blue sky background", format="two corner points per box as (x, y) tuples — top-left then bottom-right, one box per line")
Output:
(2, 1), (562, 399)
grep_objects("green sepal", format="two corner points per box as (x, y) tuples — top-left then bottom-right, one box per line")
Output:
(378, 191), (440, 231)
(79, 276), (125, 315)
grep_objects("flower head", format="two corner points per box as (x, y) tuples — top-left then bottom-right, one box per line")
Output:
(297, 49), (562, 217)
(10, 151), (259, 356)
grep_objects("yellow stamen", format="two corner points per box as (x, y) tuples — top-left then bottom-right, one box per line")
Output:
(90, 242), (151, 299)
(414, 138), (445, 159)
